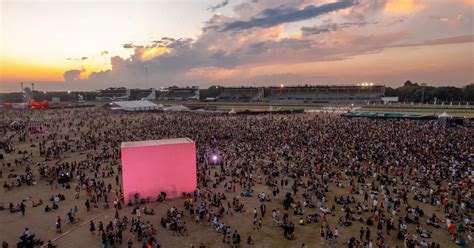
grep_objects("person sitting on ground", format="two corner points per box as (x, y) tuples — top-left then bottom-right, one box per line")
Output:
(247, 235), (254, 245)
(427, 214), (441, 228)
(416, 225), (431, 238)
(32, 199), (43, 207)
(144, 207), (155, 215)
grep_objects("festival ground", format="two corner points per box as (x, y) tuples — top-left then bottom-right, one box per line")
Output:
(0, 108), (471, 248)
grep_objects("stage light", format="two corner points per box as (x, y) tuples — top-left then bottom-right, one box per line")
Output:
(212, 155), (218, 161)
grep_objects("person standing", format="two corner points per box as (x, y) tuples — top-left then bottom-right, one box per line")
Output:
(89, 221), (96, 234)
(85, 199), (90, 212)
(260, 203), (266, 217)
(73, 205), (80, 221)
(320, 226), (325, 244)
(56, 216), (62, 233)
(98, 221), (104, 236)
(20, 202), (26, 216)
(135, 206), (141, 219)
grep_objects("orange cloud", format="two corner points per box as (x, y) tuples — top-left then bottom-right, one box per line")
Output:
(385, 0), (424, 14)
(140, 46), (171, 61)
(0, 58), (66, 82)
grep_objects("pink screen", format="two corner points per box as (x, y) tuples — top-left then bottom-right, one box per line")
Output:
(121, 139), (196, 202)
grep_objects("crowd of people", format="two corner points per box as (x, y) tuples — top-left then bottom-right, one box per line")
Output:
(0, 107), (472, 247)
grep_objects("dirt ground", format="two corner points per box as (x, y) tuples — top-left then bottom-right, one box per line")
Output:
(0, 111), (460, 248)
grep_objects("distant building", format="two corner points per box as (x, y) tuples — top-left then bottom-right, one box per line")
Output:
(129, 89), (156, 100)
(158, 86), (199, 101)
(216, 87), (263, 102)
(96, 87), (130, 101)
(94, 84), (385, 104)
(381, 97), (399, 104)
(262, 85), (385, 104)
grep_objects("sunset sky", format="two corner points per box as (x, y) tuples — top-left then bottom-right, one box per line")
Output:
(0, 0), (473, 92)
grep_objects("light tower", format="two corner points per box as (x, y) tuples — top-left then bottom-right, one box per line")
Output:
(145, 65), (148, 89)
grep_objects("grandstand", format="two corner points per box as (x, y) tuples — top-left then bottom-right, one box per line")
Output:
(263, 85), (385, 104)
(96, 87), (130, 101)
(129, 89), (156, 100)
(216, 87), (263, 102)
(158, 87), (199, 101)
(93, 84), (385, 103)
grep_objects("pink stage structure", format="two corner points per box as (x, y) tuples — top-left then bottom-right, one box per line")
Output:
(121, 138), (196, 202)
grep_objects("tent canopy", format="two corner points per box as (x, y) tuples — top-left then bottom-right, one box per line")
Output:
(163, 105), (190, 112)
(438, 112), (451, 118)
(112, 100), (158, 111)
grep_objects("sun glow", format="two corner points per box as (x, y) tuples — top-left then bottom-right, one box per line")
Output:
(385, 0), (424, 14)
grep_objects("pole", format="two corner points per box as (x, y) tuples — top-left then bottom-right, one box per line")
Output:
(145, 66), (148, 89)
(421, 83), (426, 104)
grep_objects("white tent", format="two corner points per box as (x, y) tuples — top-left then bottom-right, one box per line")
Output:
(438, 112), (451, 118)
(163, 105), (190, 112)
(438, 111), (451, 126)
(112, 100), (158, 111)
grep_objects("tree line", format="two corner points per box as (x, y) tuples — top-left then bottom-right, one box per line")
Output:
(385, 81), (473, 103)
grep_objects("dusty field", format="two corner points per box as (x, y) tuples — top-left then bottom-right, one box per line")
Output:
(0, 110), (463, 248)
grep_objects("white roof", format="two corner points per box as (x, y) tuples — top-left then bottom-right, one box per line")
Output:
(121, 138), (194, 148)
(112, 100), (157, 110)
(163, 105), (190, 112)
(438, 111), (451, 118)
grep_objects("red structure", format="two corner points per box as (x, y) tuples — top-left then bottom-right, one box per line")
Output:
(28, 100), (49, 109)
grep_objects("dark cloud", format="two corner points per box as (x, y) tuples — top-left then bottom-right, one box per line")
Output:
(123, 43), (135, 49)
(208, 0), (229, 12)
(220, 0), (359, 31)
(161, 37), (176, 42)
(346, 0), (387, 21)
(81, 57), (88, 60)
(63, 69), (85, 81)
(301, 23), (340, 35)
(301, 21), (377, 35)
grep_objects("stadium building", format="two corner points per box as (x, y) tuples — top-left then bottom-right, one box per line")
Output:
(215, 87), (263, 102)
(262, 85), (385, 104)
(95, 87), (130, 101)
(157, 86), (199, 101)
(129, 89), (156, 101)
